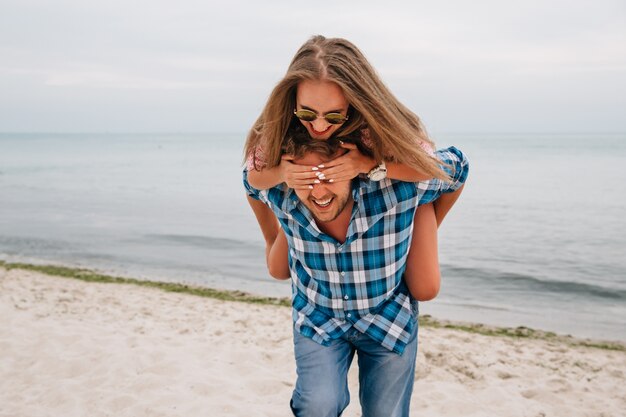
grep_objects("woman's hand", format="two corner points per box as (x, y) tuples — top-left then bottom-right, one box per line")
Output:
(279, 155), (321, 190)
(316, 142), (376, 182)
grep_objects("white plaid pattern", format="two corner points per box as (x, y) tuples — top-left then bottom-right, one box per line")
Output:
(244, 147), (469, 353)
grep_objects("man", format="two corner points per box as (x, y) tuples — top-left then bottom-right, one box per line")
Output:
(244, 137), (469, 417)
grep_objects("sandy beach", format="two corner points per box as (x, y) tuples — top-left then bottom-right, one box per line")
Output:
(1, 265), (625, 417)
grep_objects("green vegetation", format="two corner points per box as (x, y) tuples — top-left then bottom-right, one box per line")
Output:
(2, 261), (624, 352)
(1, 261), (290, 307)
(418, 315), (626, 352)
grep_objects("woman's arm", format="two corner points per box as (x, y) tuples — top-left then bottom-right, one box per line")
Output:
(247, 166), (284, 190)
(247, 157), (321, 191)
(316, 142), (432, 182)
(385, 162), (432, 182)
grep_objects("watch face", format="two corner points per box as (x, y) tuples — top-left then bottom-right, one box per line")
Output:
(369, 169), (387, 181)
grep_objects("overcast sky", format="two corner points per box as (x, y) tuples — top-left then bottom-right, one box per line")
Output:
(1, 0), (624, 134)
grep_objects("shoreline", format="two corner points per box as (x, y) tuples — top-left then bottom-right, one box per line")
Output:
(1, 260), (624, 352)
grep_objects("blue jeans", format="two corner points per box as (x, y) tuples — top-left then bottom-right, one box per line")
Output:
(289, 321), (418, 417)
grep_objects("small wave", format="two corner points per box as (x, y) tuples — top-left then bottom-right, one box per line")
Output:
(435, 301), (510, 312)
(444, 266), (626, 301)
(144, 233), (262, 250)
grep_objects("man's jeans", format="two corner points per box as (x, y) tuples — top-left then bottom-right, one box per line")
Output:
(289, 320), (418, 417)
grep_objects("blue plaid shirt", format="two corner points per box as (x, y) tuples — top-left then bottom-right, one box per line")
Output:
(244, 147), (469, 354)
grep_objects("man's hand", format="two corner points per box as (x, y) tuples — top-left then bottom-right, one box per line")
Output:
(315, 142), (376, 182)
(280, 155), (321, 190)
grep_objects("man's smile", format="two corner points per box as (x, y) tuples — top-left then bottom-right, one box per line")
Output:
(312, 196), (333, 209)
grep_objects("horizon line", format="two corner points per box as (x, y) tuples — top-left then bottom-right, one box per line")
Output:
(1, 130), (625, 136)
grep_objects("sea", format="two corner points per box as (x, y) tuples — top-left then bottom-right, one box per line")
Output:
(1, 132), (625, 342)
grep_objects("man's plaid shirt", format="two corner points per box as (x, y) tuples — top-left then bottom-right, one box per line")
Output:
(244, 147), (469, 354)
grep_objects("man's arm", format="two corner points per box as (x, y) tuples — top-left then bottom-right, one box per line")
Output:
(244, 167), (291, 279)
(404, 147), (468, 300)
(433, 184), (465, 227)
(417, 146), (469, 208)
(246, 195), (290, 280)
(246, 195), (279, 248)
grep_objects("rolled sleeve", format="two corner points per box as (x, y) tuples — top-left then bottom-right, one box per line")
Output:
(242, 169), (262, 200)
(416, 146), (469, 205)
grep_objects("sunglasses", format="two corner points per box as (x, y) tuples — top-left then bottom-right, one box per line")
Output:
(293, 109), (349, 125)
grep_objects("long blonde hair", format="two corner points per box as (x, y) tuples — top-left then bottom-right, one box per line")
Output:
(244, 35), (448, 180)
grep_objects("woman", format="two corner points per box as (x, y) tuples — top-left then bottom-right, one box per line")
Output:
(244, 35), (465, 300)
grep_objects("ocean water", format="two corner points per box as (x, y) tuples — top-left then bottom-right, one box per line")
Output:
(1, 132), (625, 342)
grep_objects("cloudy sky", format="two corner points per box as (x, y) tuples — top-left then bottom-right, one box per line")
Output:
(1, 0), (624, 134)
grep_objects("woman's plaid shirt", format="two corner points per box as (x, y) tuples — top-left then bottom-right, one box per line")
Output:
(244, 147), (469, 354)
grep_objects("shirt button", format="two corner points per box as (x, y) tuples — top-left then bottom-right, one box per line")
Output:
(344, 295), (349, 300)
(338, 247), (342, 252)
(340, 271), (345, 276)
(347, 313), (352, 318)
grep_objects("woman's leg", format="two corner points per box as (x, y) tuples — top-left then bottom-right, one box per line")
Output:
(246, 195), (290, 279)
(403, 203), (440, 301)
(267, 227), (290, 279)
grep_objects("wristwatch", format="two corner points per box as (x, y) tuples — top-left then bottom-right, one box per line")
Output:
(367, 161), (387, 181)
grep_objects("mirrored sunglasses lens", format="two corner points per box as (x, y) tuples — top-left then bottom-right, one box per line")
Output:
(294, 110), (317, 122)
(324, 113), (347, 124)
